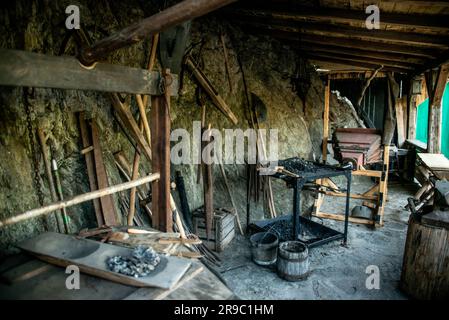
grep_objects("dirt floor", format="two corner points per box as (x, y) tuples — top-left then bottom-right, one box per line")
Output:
(217, 179), (416, 300)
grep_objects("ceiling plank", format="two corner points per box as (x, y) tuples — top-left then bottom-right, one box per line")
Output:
(228, 6), (449, 33)
(233, 20), (449, 48)
(306, 54), (411, 73)
(303, 50), (416, 69)
(242, 27), (443, 58)
(318, 0), (449, 15)
(297, 43), (428, 64)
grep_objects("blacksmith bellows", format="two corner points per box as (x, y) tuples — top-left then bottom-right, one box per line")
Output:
(332, 128), (383, 168)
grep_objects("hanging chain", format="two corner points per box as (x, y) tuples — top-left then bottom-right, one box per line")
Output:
(24, 88), (45, 206)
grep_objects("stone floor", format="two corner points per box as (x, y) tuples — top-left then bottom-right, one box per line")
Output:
(217, 180), (415, 300)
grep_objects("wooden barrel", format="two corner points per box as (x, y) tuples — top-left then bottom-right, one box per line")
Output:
(400, 214), (449, 300)
(277, 241), (309, 281)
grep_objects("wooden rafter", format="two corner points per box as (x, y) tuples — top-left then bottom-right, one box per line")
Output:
(224, 2), (449, 73)
(228, 6), (449, 33)
(297, 43), (427, 65)
(305, 54), (411, 73)
(303, 50), (417, 69)
(243, 27), (442, 58)
(229, 18), (449, 48)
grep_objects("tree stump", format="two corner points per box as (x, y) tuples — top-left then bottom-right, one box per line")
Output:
(400, 214), (449, 300)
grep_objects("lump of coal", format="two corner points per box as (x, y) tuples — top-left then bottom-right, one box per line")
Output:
(107, 245), (161, 278)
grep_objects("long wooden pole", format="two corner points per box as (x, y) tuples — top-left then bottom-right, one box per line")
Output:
(322, 76), (330, 163)
(128, 35), (159, 226)
(36, 128), (66, 233)
(127, 122), (143, 226)
(185, 57), (238, 125)
(0, 173), (160, 228)
(79, 0), (236, 66)
(142, 34), (160, 108)
(203, 124), (214, 240)
(136, 94), (152, 146)
(218, 163), (243, 235)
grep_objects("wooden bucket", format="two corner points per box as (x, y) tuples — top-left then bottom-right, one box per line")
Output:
(250, 232), (279, 266)
(277, 241), (309, 281)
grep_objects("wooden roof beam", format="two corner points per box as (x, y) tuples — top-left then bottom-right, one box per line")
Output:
(296, 43), (427, 65)
(306, 54), (411, 73)
(234, 20), (449, 48)
(79, 0), (237, 66)
(229, 6), (449, 33)
(303, 50), (416, 70)
(242, 27), (443, 58)
(324, 71), (388, 80)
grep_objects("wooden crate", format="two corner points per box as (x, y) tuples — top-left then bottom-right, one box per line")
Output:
(192, 208), (235, 252)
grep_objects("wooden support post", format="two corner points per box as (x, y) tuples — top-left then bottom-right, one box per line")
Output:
(383, 72), (399, 145)
(322, 76), (330, 163)
(150, 70), (172, 232)
(376, 145), (390, 227)
(426, 64), (449, 153)
(408, 95), (417, 140)
(395, 96), (407, 147)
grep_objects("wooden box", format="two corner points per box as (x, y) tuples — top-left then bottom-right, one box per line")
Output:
(192, 208), (235, 252)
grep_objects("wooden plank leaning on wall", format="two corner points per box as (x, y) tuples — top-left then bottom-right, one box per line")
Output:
(151, 70), (173, 232)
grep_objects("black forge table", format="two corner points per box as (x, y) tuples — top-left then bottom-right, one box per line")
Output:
(250, 158), (352, 248)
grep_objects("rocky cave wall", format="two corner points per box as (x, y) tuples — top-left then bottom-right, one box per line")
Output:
(0, 0), (360, 257)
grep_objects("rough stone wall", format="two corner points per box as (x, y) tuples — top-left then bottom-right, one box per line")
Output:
(0, 0), (359, 257)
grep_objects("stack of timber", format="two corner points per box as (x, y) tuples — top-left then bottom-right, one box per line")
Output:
(192, 207), (235, 252)
(332, 128), (382, 168)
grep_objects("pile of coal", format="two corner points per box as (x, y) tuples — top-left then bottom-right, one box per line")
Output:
(107, 245), (161, 278)
(279, 158), (318, 174)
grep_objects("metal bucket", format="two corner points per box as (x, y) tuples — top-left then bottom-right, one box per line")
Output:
(250, 232), (279, 266)
(277, 241), (309, 281)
